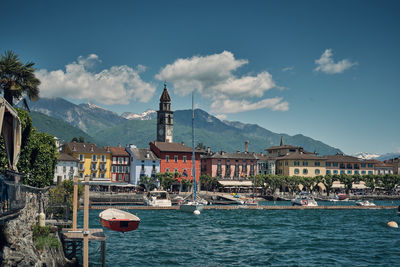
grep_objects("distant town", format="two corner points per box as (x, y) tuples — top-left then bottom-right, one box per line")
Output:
(55, 84), (400, 194)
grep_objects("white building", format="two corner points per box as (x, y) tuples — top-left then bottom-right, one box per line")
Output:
(54, 153), (79, 184)
(126, 145), (160, 185)
(256, 153), (276, 175)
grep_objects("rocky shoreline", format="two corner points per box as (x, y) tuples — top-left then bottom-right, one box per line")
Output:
(0, 192), (75, 267)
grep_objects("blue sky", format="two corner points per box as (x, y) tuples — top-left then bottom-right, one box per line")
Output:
(1, 0), (399, 155)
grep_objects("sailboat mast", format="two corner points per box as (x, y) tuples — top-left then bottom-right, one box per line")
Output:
(192, 92), (196, 201)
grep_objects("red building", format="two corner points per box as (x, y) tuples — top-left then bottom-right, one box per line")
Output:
(150, 141), (201, 180)
(109, 146), (130, 182)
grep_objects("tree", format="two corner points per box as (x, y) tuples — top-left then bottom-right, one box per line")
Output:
(0, 50), (40, 106)
(156, 172), (174, 191)
(0, 108), (57, 187)
(139, 175), (158, 192)
(321, 174), (336, 196)
(339, 174), (353, 194)
(362, 175), (376, 193)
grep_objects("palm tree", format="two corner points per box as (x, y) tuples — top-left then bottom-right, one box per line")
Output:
(0, 50), (40, 106)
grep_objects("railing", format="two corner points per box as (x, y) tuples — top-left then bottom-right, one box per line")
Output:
(1, 171), (49, 222)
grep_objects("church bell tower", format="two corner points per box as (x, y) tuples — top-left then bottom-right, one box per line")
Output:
(157, 83), (174, 142)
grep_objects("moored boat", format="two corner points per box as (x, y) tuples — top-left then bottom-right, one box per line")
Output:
(355, 200), (376, 206)
(143, 190), (172, 207)
(337, 193), (350, 201)
(99, 208), (140, 233)
(292, 194), (318, 206)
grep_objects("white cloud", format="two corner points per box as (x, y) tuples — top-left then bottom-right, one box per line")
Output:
(314, 49), (357, 74)
(36, 55), (155, 105)
(156, 51), (286, 113)
(210, 97), (289, 114)
(282, 66), (294, 72)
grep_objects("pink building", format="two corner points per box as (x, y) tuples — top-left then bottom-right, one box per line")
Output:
(201, 150), (258, 179)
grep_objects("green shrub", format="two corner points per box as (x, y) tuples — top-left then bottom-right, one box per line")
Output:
(32, 223), (60, 250)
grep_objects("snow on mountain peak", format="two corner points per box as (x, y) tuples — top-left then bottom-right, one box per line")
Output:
(121, 109), (156, 120)
(353, 152), (381, 160)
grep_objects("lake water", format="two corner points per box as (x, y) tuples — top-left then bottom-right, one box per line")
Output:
(78, 201), (400, 266)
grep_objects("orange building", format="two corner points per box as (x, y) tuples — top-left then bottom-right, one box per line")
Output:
(149, 141), (200, 180)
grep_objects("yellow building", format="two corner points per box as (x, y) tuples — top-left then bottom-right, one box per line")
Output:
(64, 142), (111, 179)
(276, 151), (327, 177)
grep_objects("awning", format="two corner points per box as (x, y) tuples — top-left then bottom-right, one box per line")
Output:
(218, 180), (253, 187)
(331, 181), (368, 189)
(0, 96), (21, 171)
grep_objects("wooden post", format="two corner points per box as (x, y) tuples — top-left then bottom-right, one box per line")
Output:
(83, 175), (90, 267)
(72, 177), (78, 231)
(101, 240), (106, 267)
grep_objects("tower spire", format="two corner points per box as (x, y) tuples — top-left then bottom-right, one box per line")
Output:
(280, 136), (284, 146)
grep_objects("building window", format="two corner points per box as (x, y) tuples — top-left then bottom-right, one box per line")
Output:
(294, 168), (299, 174)
(118, 157), (123, 164)
(303, 161), (308, 166)
(346, 164), (352, 169)
(63, 166), (66, 173)
(285, 161), (288, 166)
(141, 164), (145, 172)
(361, 171), (366, 175)
(340, 163), (345, 169)
(165, 168), (169, 173)
(333, 162), (338, 167)
(101, 155), (106, 162)
(112, 166), (116, 173)
(79, 154), (84, 161)
(347, 170), (352, 174)
(166, 155), (169, 163)
(303, 169), (308, 175)
(315, 169), (320, 175)
(174, 168), (178, 173)
(92, 155), (97, 162)
(326, 162), (331, 167)
(294, 161), (299, 166)
(79, 173), (83, 178)
(91, 163), (97, 171)
(367, 163), (373, 168)
(361, 163), (366, 168)
(100, 173), (105, 178)
(354, 164), (359, 169)
(315, 161), (320, 167)
(326, 170), (331, 174)
(183, 156), (187, 163)
(174, 155), (178, 163)
(79, 163), (84, 171)
(333, 170), (338, 174)
(91, 173), (96, 178)
(368, 171), (373, 174)
(113, 157), (117, 164)
(354, 171), (359, 175)
(340, 170), (345, 174)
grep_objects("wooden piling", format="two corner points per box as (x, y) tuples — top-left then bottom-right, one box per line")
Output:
(83, 175), (89, 267)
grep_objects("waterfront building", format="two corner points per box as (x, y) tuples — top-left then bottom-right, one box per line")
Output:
(150, 141), (201, 179)
(324, 154), (375, 175)
(266, 136), (302, 157)
(201, 142), (258, 179)
(126, 145), (160, 185)
(54, 153), (79, 184)
(373, 160), (393, 175)
(255, 153), (276, 175)
(275, 151), (327, 177)
(63, 142), (111, 179)
(109, 146), (130, 182)
(384, 157), (400, 174)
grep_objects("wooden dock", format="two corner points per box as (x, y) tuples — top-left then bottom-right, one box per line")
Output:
(88, 205), (397, 210)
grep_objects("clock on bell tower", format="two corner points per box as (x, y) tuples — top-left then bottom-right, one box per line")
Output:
(157, 83), (174, 142)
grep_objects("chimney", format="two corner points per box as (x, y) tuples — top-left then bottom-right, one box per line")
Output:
(181, 141), (184, 145)
(245, 140), (249, 153)
(207, 147), (210, 154)
(146, 151), (150, 158)
(237, 150), (240, 154)
(280, 136), (284, 146)
(90, 144), (94, 152)
(106, 146), (110, 152)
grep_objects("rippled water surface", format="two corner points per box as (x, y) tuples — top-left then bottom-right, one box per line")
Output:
(79, 201), (400, 266)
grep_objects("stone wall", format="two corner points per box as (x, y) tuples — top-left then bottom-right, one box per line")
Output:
(1, 192), (74, 266)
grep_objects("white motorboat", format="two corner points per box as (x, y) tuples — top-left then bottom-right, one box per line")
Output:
(291, 194), (318, 206)
(355, 200), (376, 206)
(143, 190), (172, 207)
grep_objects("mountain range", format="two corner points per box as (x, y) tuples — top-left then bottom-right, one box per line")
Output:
(23, 97), (343, 155)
